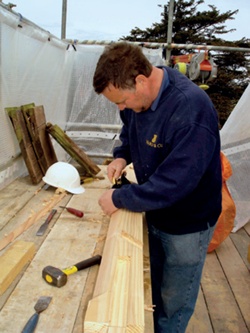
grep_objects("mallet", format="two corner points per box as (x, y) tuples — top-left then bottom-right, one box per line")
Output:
(42, 255), (102, 288)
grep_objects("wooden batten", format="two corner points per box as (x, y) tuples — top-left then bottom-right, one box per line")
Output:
(0, 240), (35, 296)
(46, 122), (101, 176)
(84, 209), (145, 332)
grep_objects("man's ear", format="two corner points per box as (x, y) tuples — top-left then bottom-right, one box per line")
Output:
(135, 74), (146, 85)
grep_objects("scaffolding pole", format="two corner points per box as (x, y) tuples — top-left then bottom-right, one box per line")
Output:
(64, 39), (250, 53)
(166, 0), (174, 66)
(61, 0), (67, 39)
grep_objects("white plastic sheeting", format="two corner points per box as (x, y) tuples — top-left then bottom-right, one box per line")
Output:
(0, 4), (164, 189)
(221, 83), (250, 231)
(65, 44), (165, 163)
(0, 6), (75, 189)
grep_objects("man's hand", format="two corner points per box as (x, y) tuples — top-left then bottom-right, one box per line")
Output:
(107, 158), (127, 183)
(98, 189), (118, 216)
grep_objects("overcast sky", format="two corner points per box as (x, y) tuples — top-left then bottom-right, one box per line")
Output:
(10, 0), (249, 41)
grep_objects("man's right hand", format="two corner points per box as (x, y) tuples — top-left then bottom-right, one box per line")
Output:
(107, 158), (127, 183)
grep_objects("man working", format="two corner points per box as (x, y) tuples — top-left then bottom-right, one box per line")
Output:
(93, 42), (222, 333)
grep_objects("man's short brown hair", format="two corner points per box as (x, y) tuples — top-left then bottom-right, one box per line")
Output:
(93, 42), (153, 94)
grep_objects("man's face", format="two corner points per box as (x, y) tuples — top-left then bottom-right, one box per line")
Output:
(102, 81), (151, 113)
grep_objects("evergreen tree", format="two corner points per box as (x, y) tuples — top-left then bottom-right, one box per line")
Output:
(121, 0), (250, 127)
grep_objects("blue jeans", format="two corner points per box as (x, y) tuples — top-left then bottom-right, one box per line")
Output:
(147, 222), (215, 333)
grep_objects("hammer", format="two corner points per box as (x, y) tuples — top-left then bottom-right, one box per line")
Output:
(42, 255), (102, 288)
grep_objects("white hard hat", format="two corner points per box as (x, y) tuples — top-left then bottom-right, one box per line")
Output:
(42, 162), (85, 194)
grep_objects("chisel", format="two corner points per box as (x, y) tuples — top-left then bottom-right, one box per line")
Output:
(36, 209), (57, 236)
(21, 296), (52, 333)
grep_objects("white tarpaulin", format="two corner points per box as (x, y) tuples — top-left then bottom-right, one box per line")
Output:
(0, 3), (164, 189)
(221, 83), (250, 232)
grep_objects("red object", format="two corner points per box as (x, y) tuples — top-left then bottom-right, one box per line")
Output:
(59, 206), (84, 218)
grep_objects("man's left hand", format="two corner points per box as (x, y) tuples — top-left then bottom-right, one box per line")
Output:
(98, 189), (118, 216)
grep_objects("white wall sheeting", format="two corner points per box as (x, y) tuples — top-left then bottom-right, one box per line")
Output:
(0, 4), (164, 189)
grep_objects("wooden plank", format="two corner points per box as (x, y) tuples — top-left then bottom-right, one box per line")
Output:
(0, 240), (35, 295)
(22, 105), (57, 173)
(21, 144), (44, 184)
(202, 245), (249, 333)
(72, 204), (109, 333)
(6, 106), (43, 184)
(0, 176), (43, 229)
(0, 190), (66, 251)
(142, 217), (154, 333)
(244, 221), (250, 236)
(22, 104), (47, 174)
(216, 237), (250, 331)
(230, 228), (250, 269)
(0, 184), (72, 309)
(186, 286), (213, 333)
(0, 183), (71, 245)
(0, 188), (105, 333)
(7, 106), (43, 183)
(84, 209), (144, 332)
(46, 123), (101, 177)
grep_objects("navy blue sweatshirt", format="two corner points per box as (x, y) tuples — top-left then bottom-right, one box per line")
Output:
(112, 66), (222, 235)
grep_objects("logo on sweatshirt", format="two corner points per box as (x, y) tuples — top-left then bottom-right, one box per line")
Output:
(146, 134), (163, 148)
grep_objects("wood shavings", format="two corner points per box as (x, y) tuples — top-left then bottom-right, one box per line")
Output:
(87, 218), (102, 224)
(121, 230), (143, 248)
(97, 235), (106, 242)
(144, 304), (155, 312)
(55, 187), (66, 194)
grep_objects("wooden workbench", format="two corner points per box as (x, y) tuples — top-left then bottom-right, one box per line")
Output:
(0, 166), (153, 332)
(0, 164), (250, 332)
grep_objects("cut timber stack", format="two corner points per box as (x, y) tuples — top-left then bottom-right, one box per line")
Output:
(84, 208), (145, 332)
(6, 103), (101, 183)
(6, 103), (57, 184)
(6, 104), (45, 184)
